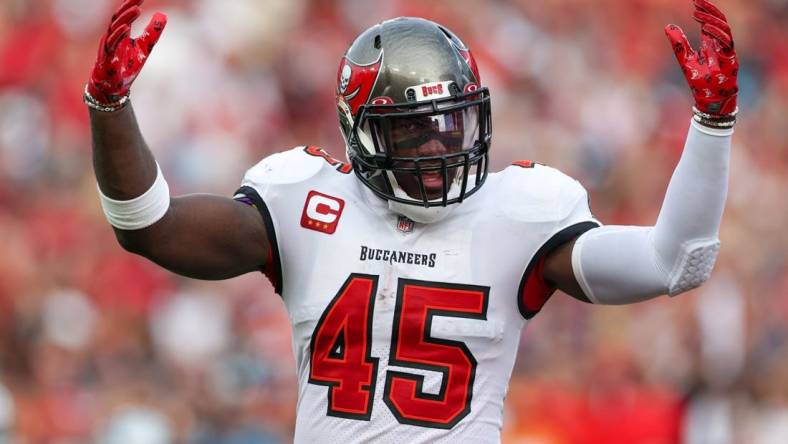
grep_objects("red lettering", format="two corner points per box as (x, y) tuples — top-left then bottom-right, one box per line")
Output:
(421, 85), (445, 97)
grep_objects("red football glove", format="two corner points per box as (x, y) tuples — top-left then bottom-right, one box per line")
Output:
(665, 0), (738, 116)
(87, 0), (167, 105)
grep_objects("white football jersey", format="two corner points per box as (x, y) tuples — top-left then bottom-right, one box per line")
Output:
(234, 147), (599, 444)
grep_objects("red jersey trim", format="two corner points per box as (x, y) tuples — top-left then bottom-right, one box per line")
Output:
(511, 160), (537, 169)
(517, 221), (600, 319)
(234, 186), (283, 296)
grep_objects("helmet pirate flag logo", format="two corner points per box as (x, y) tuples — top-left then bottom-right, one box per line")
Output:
(337, 53), (383, 115)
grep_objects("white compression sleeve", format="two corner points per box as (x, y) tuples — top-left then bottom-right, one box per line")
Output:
(572, 119), (732, 304)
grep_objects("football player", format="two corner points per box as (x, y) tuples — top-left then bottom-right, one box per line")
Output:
(85, 0), (738, 442)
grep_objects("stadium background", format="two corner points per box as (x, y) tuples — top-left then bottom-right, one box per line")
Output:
(0, 0), (786, 442)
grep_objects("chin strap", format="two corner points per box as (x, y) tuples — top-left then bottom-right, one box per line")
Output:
(388, 186), (459, 224)
(388, 199), (457, 224)
(387, 180), (461, 224)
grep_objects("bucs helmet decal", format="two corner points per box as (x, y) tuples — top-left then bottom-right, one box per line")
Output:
(443, 27), (481, 86)
(337, 52), (384, 115)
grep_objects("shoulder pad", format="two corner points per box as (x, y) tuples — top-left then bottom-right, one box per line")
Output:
(497, 163), (588, 223)
(240, 146), (347, 193)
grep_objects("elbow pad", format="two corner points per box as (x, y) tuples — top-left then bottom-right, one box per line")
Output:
(663, 237), (720, 296)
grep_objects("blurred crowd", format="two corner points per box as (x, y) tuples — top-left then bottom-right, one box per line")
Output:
(0, 0), (786, 442)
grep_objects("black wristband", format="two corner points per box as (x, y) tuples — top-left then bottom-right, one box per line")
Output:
(692, 106), (737, 129)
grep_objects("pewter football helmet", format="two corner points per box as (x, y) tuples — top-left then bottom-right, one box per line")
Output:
(337, 17), (491, 208)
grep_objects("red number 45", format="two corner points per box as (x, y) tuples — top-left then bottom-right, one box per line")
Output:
(309, 274), (489, 429)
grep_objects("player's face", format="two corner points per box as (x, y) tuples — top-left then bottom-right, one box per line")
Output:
(388, 113), (465, 200)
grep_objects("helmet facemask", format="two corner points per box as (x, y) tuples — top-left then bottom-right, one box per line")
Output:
(348, 87), (491, 208)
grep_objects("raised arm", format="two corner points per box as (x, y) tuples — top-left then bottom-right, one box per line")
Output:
(88, 0), (269, 280)
(544, 0), (738, 303)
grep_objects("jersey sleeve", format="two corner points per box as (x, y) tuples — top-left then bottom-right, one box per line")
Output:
(233, 147), (327, 295)
(499, 163), (601, 318)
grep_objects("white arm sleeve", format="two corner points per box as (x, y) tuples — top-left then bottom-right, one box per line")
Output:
(571, 119), (732, 304)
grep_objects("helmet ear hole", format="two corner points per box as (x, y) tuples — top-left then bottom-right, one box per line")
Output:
(374, 35), (382, 49)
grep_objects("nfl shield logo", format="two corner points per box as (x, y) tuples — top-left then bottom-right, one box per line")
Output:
(397, 216), (415, 233)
